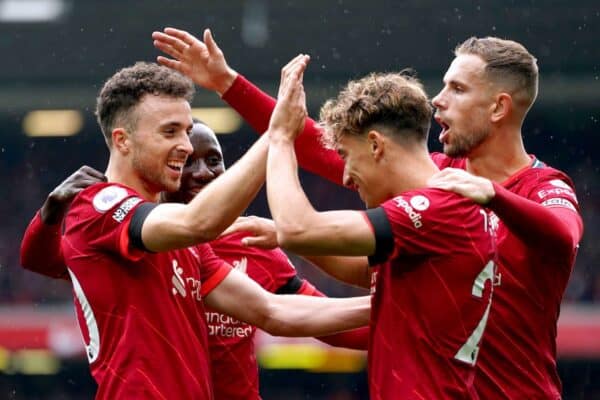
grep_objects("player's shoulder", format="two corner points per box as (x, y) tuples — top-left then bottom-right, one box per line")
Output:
(512, 157), (578, 203)
(516, 157), (575, 189)
(67, 182), (146, 228)
(74, 182), (141, 210)
(383, 187), (474, 213)
(380, 188), (479, 231)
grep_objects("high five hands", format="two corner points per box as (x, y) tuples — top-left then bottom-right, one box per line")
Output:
(268, 54), (310, 143)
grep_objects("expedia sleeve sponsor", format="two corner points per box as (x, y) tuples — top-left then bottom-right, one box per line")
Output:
(392, 196), (426, 229)
(536, 179), (578, 204)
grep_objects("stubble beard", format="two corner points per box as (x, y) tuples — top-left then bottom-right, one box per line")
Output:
(132, 150), (180, 194)
(444, 127), (490, 158)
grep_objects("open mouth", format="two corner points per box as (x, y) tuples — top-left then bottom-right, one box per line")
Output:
(434, 115), (450, 143)
(167, 160), (184, 173)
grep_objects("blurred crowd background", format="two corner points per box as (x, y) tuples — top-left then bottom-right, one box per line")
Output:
(0, 0), (597, 398)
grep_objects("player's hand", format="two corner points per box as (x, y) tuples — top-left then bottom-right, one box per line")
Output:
(152, 28), (237, 95)
(267, 54), (310, 143)
(220, 216), (279, 249)
(41, 165), (106, 224)
(427, 168), (495, 205)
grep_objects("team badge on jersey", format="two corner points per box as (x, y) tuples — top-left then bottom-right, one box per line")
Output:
(92, 186), (128, 213)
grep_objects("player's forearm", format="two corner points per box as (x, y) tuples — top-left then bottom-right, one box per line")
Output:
(305, 287), (370, 350)
(303, 255), (371, 288)
(39, 195), (69, 225)
(316, 326), (370, 350)
(267, 137), (320, 251)
(143, 135), (268, 251)
(20, 211), (69, 279)
(263, 295), (371, 337)
(489, 183), (583, 249)
(223, 75), (345, 185)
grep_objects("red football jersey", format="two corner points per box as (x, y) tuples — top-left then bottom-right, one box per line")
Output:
(432, 154), (582, 399)
(204, 231), (298, 400)
(365, 188), (495, 399)
(221, 77), (582, 397)
(61, 183), (231, 399)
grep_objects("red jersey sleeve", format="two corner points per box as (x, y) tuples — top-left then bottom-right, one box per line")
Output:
(20, 210), (69, 279)
(489, 174), (583, 251)
(62, 184), (149, 262)
(194, 243), (232, 297)
(222, 74), (345, 185)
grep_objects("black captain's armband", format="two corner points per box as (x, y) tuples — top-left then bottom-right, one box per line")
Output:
(275, 275), (303, 294)
(365, 207), (394, 266)
(129, 203), (158, 252)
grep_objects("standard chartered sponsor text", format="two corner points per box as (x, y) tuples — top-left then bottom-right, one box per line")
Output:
(205, 312), (253, 338)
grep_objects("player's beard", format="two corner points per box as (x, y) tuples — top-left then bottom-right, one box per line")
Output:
(444, 126), (490, 158)
(131, 149), (181, 194)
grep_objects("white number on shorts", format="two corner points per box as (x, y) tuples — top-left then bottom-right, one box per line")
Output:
(454, 260), (495, 365)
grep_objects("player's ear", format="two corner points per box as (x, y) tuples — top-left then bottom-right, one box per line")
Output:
(112, 128), (131, 155)
(367, 130), (385, 161)
(490, 93), (512, 123)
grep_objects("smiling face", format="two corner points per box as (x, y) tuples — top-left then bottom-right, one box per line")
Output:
(128, 94), (194, 194)
(163, 122), (225, 204)
(432, 54), (496, 158)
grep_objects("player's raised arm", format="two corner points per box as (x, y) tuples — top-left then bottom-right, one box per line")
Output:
(265, 54), (376, 257)
(153, 27), (345, 185)
(139, 132), (269, 252)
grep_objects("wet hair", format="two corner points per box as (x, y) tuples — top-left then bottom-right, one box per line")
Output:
(96, 62), (195, 147)
(455, 37), (539, 111)
(319, 71), (432, 148)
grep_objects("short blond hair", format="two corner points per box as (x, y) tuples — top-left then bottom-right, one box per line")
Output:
(456, 37), (539, 110)
(319, 72), (432, 149)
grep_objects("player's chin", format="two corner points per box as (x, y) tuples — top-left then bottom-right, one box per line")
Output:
(163, 178), (182, 194)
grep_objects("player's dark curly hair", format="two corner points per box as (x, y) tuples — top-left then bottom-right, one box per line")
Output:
(319, 71), (432, 149)
(95, 62), (195, 146)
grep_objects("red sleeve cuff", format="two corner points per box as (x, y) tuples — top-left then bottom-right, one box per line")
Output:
(201, 264), (233, 297)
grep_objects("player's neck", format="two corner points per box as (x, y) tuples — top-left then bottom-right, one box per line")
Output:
(465, 127), (531, 183)
(105, 158), (161, 202)
(390, 152), (440, 193)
